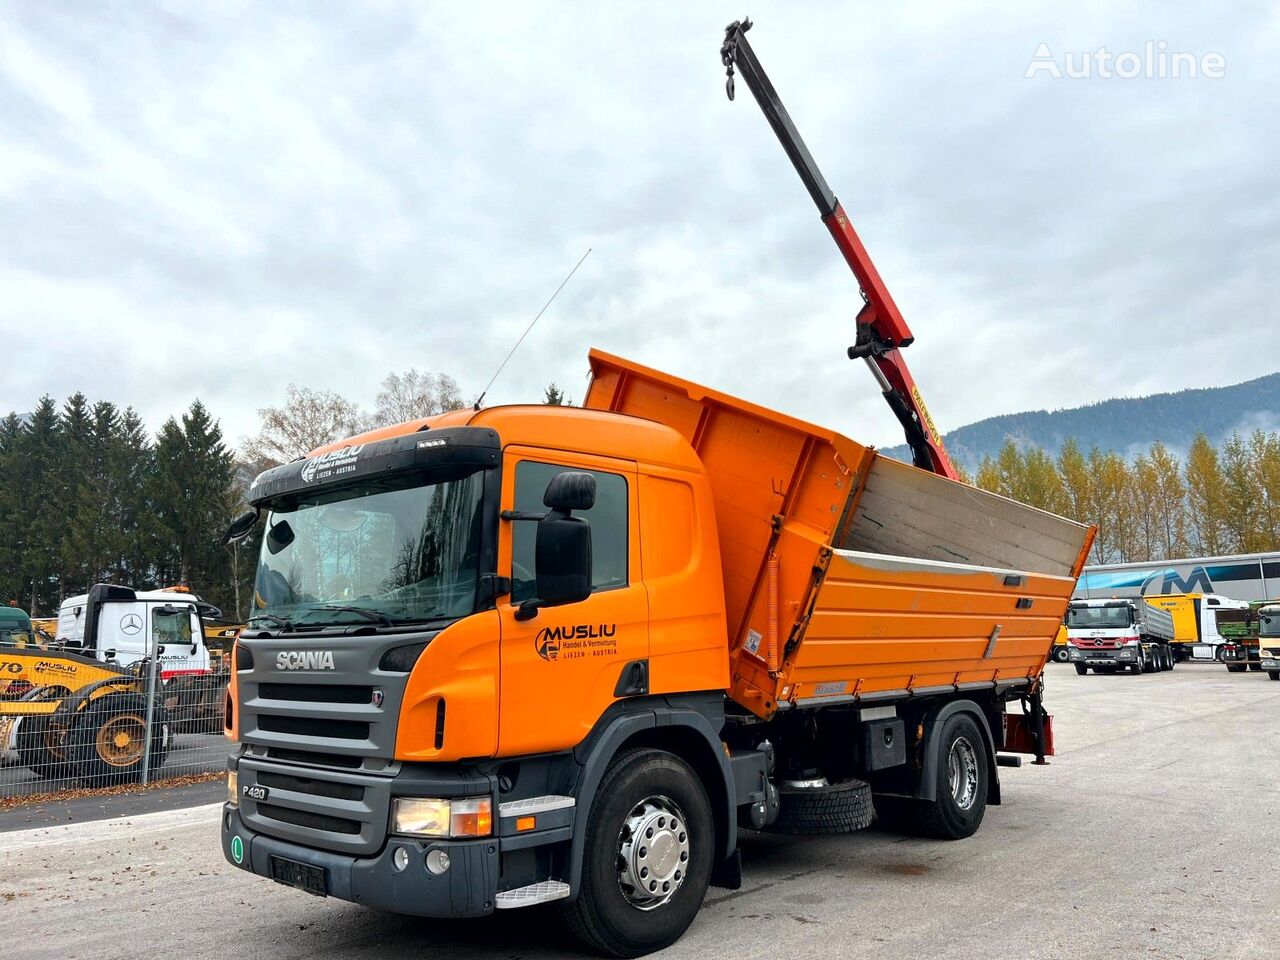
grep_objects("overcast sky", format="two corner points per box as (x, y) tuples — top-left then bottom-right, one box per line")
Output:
(2, 2), (1276, 452)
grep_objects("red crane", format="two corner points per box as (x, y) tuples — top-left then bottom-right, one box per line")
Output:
(721, 18), (960, 481)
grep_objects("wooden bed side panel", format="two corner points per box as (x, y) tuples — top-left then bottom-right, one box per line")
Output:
(843, 455), (1091, 578)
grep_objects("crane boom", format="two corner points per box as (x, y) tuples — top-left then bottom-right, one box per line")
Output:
(721, 18), (959, 480)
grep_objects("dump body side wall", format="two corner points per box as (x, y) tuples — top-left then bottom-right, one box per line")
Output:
(788, 551), (1077, 704)
(584, 350), (1094, 718)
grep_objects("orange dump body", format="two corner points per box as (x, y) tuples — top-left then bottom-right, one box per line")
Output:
(585, 349), (1093, 718)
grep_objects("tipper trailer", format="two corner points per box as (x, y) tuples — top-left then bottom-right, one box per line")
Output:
(1143, 593), (1252, 664)
(218, 19), (1094, 956)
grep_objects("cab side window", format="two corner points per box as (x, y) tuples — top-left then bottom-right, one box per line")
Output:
(511, 462), (628, 603)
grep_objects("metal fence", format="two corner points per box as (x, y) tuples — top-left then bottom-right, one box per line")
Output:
(0, 655), (231, 800)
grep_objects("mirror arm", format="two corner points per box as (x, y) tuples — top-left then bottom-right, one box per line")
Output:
(500, 510), (546, 522)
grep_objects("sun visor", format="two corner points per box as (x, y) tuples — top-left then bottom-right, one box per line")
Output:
(247, 427), (500, 508)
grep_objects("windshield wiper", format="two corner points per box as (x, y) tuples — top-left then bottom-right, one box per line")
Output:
(303, 605), (395, 627)
(247, 613), (295, 632)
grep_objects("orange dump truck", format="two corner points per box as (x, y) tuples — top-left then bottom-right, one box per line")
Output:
(219, 351), (1091, 956)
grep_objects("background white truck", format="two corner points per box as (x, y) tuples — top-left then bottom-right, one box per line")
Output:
(1067, 598), (1177, 675)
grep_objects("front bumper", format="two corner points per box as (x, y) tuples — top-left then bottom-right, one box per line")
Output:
(1069, 648), (1139, 664)
(1262, 658), (1279, 670)
(222, 806), (499, 917)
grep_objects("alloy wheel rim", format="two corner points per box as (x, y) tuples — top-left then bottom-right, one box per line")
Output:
(616, 795), (690, 910)
(947, 736), (979, 810)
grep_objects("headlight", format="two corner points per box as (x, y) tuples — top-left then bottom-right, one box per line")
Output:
(227, 770), (238, 807)
(392, 797), (492, 838)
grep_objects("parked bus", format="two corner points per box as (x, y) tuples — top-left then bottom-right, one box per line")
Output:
(1074, 552), (1280, 604)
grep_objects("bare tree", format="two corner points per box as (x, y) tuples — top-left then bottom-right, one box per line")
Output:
(369, 369), (463, 427)
(242, 384), (363, 467)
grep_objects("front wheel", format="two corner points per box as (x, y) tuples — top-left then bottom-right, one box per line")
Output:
(1268, 671), (1279, 681)
(1052, 646), (1070, 663)
(560, 748), (713, 957)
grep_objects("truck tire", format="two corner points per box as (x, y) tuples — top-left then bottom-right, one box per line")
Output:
(1141, 648), (1157, 673)
(1074, 663), (1088, 676)
(16, 716), (74, 781)
(560, 748), (713, 958)
(915, 713), (989, 840)
(1248, 662), (1262, 672)
(769, 778), (873, 834)
(71, 694), (170, 788)
(1226, 664), (1248, 674)
(1268, 671), (1279, 681)
(1165, 648), (1176, 670)
(1052, 646), (1070, 663)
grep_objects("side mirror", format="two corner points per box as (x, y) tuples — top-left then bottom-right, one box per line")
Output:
(223, 509), (260, 546)
(265, 519), (295, 555)
(516, 516), (592, 621)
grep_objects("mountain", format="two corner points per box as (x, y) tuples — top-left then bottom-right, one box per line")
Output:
(882, 371), (1280, 472)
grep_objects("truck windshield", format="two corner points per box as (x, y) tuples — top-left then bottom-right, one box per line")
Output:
(252, 470), (486, 628)
(1067, 606), (1133, 629)
(1260, 611), (1280, 637)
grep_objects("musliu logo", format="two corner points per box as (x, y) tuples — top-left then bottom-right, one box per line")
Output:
(534, 624), (616, 661)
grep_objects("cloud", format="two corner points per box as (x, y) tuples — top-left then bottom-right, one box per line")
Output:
(0, 2), (1276, 453)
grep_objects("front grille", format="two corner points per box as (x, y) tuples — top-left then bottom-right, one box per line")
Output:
(257, 715), (369, 740)
(265, 746), (364, 769)
(258, 683), (372, 704)
(258, 770), (365, 801)
(257, 802), (362, 835)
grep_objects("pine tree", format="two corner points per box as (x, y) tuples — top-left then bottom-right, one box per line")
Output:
(543, 382), (567, 406)
(154, 401), (238, 613)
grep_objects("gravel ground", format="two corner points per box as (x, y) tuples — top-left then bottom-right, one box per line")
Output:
(2, 663), (1277, 960)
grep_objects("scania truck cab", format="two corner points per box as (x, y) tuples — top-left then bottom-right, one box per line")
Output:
(1066, 598), (1177, 675)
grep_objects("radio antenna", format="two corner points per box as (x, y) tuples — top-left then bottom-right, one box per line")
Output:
(474, 247), (592, 410)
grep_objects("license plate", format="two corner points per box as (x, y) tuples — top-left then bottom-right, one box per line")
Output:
(270, 856), (327, 896)
(242, 784), (269, 802)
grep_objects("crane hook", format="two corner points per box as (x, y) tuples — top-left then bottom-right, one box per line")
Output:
(721, 17), (752, 101)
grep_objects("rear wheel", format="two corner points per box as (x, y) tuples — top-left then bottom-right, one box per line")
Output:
(1268, 671), (1279, 681)
(560, 748), (713, 958)
(1074, 663), (1089, 676)
(1248, 662), (1262, 672)
(1141, 648), (1157, 673)
(916, 714), (989, 839)
(1226, 664), (1248, 674)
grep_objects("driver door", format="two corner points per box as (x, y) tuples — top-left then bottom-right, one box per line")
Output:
(497, 447), (648, 756)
